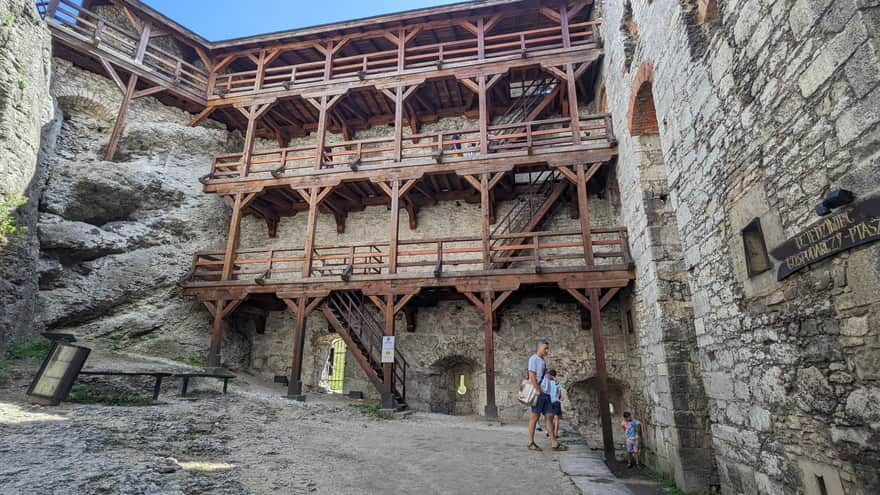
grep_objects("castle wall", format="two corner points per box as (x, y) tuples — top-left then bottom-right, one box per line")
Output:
(602, 0), (880, 493)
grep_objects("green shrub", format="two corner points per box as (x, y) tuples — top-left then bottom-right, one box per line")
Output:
(2, 12), (14, 28)
(6, 337), (52, 360)
(0, 194), (29, 240)
(351, 400), (381, 416)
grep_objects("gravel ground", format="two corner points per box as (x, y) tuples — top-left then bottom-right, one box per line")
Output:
(0, 365), (581, 495)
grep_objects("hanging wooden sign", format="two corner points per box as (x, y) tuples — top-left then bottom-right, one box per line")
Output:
(770, 195), (880, 281)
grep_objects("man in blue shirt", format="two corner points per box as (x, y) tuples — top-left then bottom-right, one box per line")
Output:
(527, 340), (566, 451)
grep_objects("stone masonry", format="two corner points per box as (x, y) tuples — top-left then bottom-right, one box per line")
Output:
(602, 0), (880, 493)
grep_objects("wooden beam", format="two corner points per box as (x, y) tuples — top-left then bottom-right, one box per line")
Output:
(599, 287), (620, 310)
(382, 293), (395, 409)
(393, 293), (417, 314)
(478, 75), (488, 155)
(132, 85), (165, 99)
(207, 300), (225, 368)
(492, 290), (514, 312)
(564, 287), (591, 310)
(98, 57), (126, 94)
(287, 296), (308, 397)
(565, 63), (581, 143)
(301, 187), (320, 277)
(481, 173), (491, 269)
(133, 20), (152, 64)
(105, 74), (138, 160)
(221, 193), (245, 281)
(483, 290), (498, 417)
(590, 287), (615, 460)
(576, 164), (594, 265)
(389, 179), (401, 273)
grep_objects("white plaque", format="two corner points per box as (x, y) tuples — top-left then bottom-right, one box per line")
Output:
(381, 336), (395, 363)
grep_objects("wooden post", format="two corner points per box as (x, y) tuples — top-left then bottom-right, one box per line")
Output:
(477, 17), (486, 60)
(241, 104), (259, 177)
(207, 301), (225, 368)
(393, 86), (404, 161)
(565, 63), (582, 143)
(382, 294), (395, 410)
(478, 76), (488, 155)
(389, 180), (400, 274)
(560, 4), (571, 48)
(575, 164), (595, 265)
(105, 74), (138, 160)
(314, 95), (329, 169)
(287, 296), (308, 399)
(481, 173), (491, 268)
(396, 29), (406, 71)
(302, 187), (319, 277)
(482, 290), (498, 418)
(589, 288), (615, 460)
(134, 20), (152, 63)
(221, 193), (245, 280)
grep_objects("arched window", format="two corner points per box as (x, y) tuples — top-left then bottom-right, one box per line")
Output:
(628, 62), (659, 136)
(698, 0), (718, 24)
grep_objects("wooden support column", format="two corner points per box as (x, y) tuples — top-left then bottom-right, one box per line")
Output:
(389, 180), (401, 273)
(382, 293), (395, 410)
(287, 296), (308, 399)
(393, 87), (404, 161)
(207, 300), (226, 368)
(564, 286), (617, 460)
(105, 74), (138, 161)
(565, 63), (582, 144)
(482, 290), (498, 418)
(478, 75), (489, 155)
(240, 104), (259, 177)
(221, 192), (245, 280)
(576, 164), (595, 265)
(589, 287), (615, 460)
(314, 95), (329, 169)
(133, 20), (152, 63)
(301, 187), (319, 277)
(481, 173), (491, 268)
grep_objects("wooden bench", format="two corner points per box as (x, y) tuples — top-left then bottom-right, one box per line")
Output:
(175, 372), (235, 397)
(77, 371), (173, 400)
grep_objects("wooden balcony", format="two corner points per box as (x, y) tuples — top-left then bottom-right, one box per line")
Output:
(37, 0), (209, 104)
(184, 227), (633, 296)
(200, 114), (616, 194)
(208, 19), (602, 103)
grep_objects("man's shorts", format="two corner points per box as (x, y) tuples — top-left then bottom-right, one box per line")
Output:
(551, 401), (562, 417)
(626, 438), (639, 453)
(532, 393), (553, 415)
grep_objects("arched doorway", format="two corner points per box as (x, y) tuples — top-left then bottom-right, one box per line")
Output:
(429, 355), (479, 415)
(319, 338), (347, 393)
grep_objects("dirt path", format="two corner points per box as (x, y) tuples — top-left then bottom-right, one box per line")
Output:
(1, 373), (581, 494)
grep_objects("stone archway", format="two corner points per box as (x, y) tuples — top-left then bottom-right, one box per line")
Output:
(428, 355), (480, 415)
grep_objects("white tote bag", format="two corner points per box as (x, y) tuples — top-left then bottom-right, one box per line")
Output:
(518, 379), (537, 405)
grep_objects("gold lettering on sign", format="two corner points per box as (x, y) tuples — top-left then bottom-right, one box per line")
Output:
(771, 196), (880, 281)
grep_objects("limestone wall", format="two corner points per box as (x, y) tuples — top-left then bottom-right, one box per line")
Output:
(34, 58), (237, 361)
(0, 0), (53, 349)
(602, 0), (880, 493)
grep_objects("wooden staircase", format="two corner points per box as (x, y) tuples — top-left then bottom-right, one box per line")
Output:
(490, 169), (568, 268)
(322, 291), (408, 410)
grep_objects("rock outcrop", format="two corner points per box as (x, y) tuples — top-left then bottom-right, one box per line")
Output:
(0, 0), (54, 349)
(32, 59), (236, 360)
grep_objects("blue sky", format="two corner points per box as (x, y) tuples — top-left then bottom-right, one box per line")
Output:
(144, 0), (463, 41)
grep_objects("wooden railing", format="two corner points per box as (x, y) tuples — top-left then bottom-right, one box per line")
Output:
(204, 114), (615, 182)
(36, 0), (209, 97)
(188, 227), (631, 284)
(209, 20), (601, 97)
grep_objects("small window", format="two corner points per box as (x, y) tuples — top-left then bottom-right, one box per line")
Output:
(742, 218), (772, 277)
(625, 310), (635, 334)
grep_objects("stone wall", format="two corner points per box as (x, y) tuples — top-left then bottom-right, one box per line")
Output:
(602, 0), (880, 493)
(0, 0), (53, 349)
